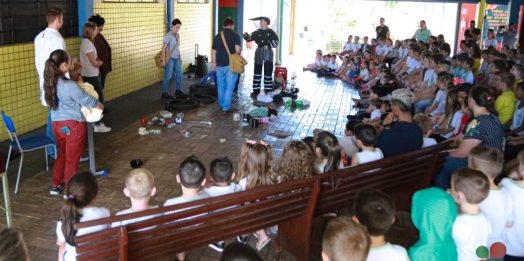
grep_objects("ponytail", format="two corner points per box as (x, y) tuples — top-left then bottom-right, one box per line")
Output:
(470, 86), (498, 116)
(61, 198), (80, 246)
(59, 171), (99, 247)
(314, 131), (341, 172)
(44, 50), (69, 110)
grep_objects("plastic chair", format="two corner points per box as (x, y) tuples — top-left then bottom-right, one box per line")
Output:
(1, 111), (57, 194)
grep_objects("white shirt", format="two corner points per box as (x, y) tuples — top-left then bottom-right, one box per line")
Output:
(327, 60), (339, 70)
(452, 213), (491, 261)
(359, 68), (370, 81)
(442, 110), (464, 139)
(479, 188), (514, 247)
(370, 109), (382, 120)
(406, 59), (422, 74)
(355, 148), (384, 164)
(431, 90), (446, 116)
(56, 207), (110, 261)
(34, 28), (67, 107)
(483, 38), (498, 49)
(343, 42), (352, 51)
(376, 45), (387, 56)
(423, 69), (434, 84)
(385, 45), (393, 56)
(163, 194), (208, 216)
(80, 39), (99, 77)
(500, 178), (524, 256)
(349, 42), (361, 53)
(204, 183), (242, 197)
(366, 243), (409, 261)
(510, 101), (524, 135)
(422, 137), (437, 148)
(111, 205), (162, 230)
(339, 136), (359, 157)
(480, 60), (490, 76)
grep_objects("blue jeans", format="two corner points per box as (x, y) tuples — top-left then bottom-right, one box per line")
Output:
(414, 99), (434, 113)
(46, 111), (57, 158)
(216, 66), (239, 111)
(433, 156), (469, 190)
(162, 57), (182, 93)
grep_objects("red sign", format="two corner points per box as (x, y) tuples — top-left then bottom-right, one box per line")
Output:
(456, 4), (478, 51)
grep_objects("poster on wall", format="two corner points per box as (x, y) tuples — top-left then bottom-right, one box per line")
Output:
(456, 3), (478, 51)
(483, 4), (509, 50)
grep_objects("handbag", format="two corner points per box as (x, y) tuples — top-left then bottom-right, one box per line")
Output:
(155, 34), (180, 68)
(220, 31), (247, 73)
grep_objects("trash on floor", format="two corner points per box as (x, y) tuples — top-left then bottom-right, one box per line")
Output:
(160, 111), (173, 119)
(220, 139), (226, 143)
(180, 130), (191, 138)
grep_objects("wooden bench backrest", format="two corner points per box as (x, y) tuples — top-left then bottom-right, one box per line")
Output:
(75, 178), (320, 261)
(313, 141), (452, 215)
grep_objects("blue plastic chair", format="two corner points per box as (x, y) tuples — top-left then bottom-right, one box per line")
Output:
(1, 111), (56, 194)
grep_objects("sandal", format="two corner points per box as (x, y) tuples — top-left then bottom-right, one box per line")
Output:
(253, 232), (259, 238)
(256, 238), (272, 251)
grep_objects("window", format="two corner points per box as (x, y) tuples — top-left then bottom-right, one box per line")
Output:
(0, 0), (78, 45)
(177, 0), (208, 3)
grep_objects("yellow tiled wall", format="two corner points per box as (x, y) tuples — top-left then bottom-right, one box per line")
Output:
(94, 3), (165, 101)
(175, 2), (213, 71)
(0, 38), (80, 141)
(0, 2), (214, 141)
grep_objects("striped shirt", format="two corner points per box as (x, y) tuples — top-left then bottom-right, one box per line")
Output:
(463, 114), (506, 151)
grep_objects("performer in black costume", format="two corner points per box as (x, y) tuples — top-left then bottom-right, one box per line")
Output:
(243, 17), (279, 95)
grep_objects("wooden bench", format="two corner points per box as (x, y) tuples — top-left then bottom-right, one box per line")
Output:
(75, 177), (320, 261)
(313, 140), (453, 216)
(73, 142), (452, 260)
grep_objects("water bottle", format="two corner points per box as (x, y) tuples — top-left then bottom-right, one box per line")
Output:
(176, 113), (184, 124)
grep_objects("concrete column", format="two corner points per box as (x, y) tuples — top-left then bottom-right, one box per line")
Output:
(78, 0), (94, 35)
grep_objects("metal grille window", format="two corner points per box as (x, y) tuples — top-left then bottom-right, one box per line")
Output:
(0, 0), (78, 45)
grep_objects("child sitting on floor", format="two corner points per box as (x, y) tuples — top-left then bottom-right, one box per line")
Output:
(499, 150), (524, 260)
(408, 187), (458, 261)
(362, 98), (383, 124)
(322, 217), (371, 261)
(340, 120), (361, 161)
(430, 88), (463, 143)
(469, 146), (514, 248)
(413, 114), (437, 148)
(450, 168), (491, 261)
(351, 124), (384, 166)
(353, 60), (370, 85)
(305, 49), (323, 71)
(111, 168), (160, 228)
(360, 36), (372, 54)
(333, 56), (350, 77)
(204, 157), (242, 251)
(237, 140), (275, 250)
(339, 35), (354, 59)
(353, 190), (409, 261)
(342, 58), (360, 83)
(164, 156), (208, 261)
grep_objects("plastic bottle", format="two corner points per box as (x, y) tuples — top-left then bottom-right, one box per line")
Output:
(176, 113), (184, 124)
(180, 129), (191, 138)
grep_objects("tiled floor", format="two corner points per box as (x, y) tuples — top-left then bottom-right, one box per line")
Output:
(0, 50), (419, 261)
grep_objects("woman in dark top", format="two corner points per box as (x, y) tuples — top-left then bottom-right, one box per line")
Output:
(375, 17), (390, 42)
(434, 86), (505, 190)
(88, 14), (112, 90)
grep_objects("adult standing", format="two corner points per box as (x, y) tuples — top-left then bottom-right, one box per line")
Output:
(34, 7), (68, 159)
(464, 20), (479, 42)
(413, 20), (432, 43)
(80, 22), (111, 133)
(44, 49), (103, 195)
(161, 19), (184, 98)
(434, 86), (506, 190)
(376, 89), (423, 157)
(212, 17), (241, 113)
(375, 17), (390, 42)
(243, 17), (279, 95)
(497, 22), (518, 49)
(88, 15), (112, 91)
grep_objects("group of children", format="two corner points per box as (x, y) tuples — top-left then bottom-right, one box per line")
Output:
(321, 147), (524, 261)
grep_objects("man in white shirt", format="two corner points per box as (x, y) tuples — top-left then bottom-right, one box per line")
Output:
(34, 8), (70, 159)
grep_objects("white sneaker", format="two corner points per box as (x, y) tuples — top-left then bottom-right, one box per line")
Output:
(94, 123), (112, 133)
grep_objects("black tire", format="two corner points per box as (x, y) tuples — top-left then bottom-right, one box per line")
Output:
(166, 98), (200, 110)
(190, 93), (216, 105)
(189, 84), (217, 97)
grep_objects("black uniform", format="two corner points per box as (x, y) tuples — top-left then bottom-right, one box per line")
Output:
(244, 28), (279, 93)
